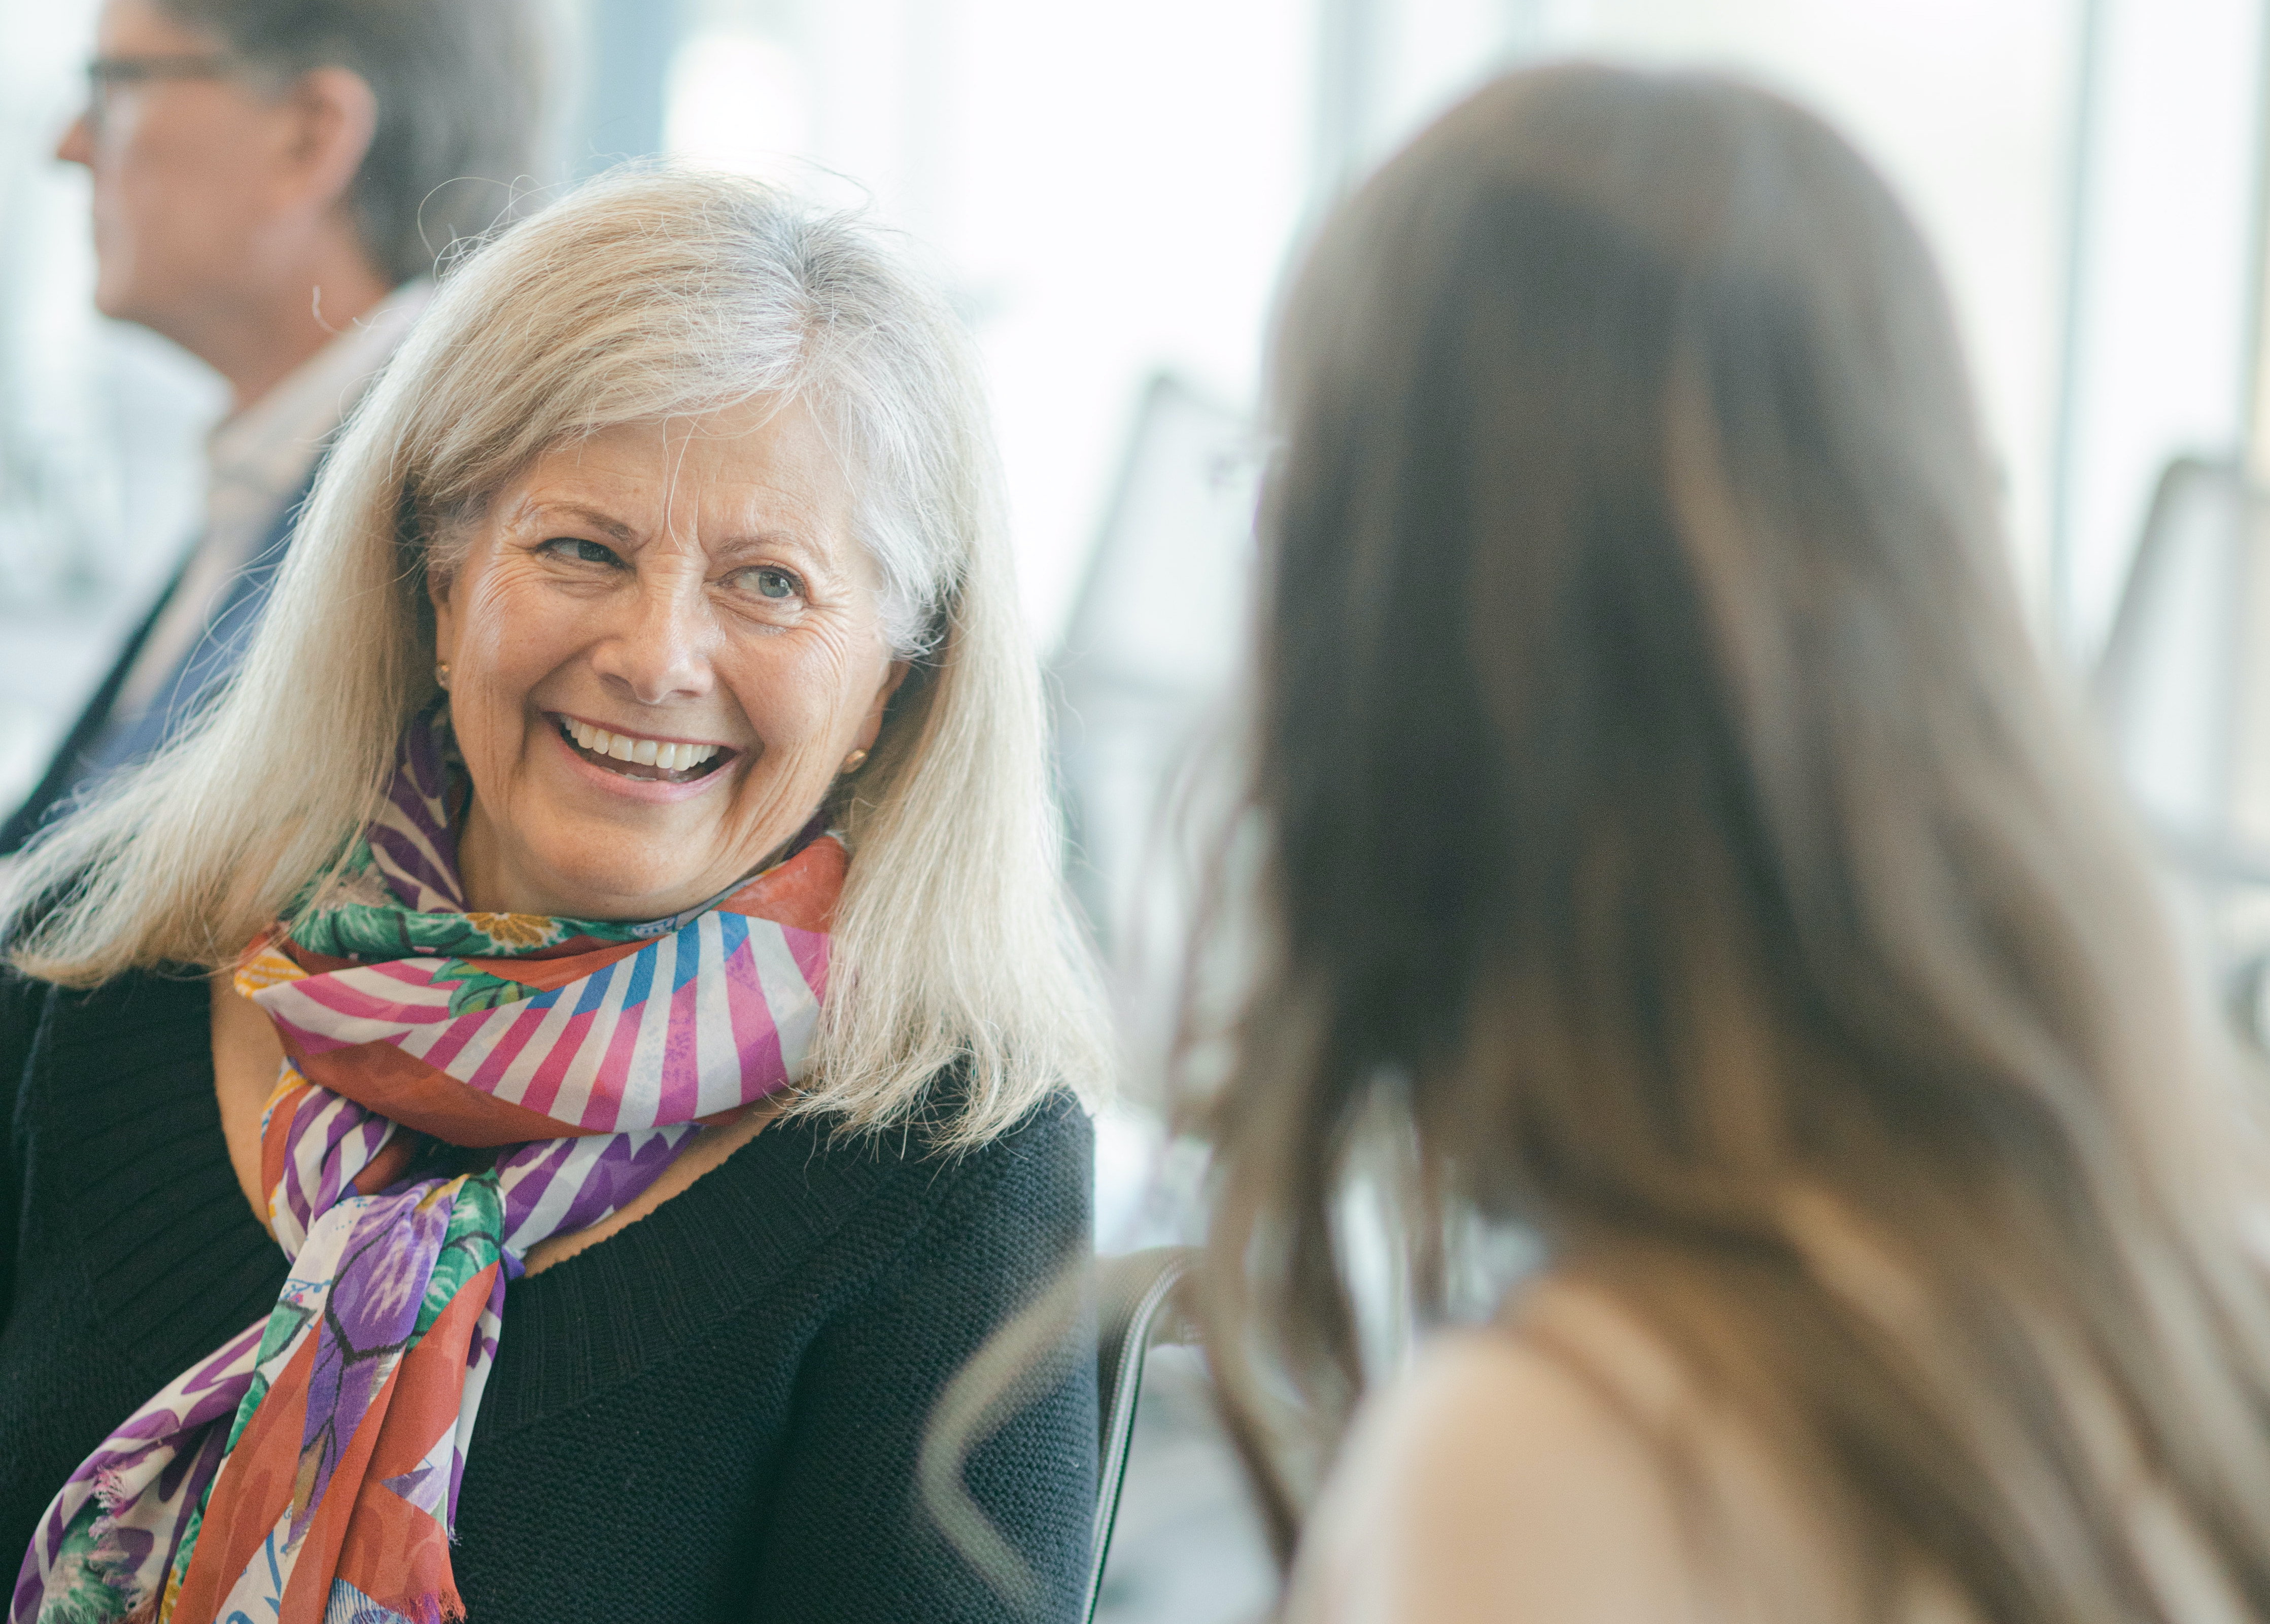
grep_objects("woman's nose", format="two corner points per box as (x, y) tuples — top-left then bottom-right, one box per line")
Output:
(589, 578), (714, 706)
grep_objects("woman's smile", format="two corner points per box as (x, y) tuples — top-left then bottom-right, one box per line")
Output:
(549, 711), (736, 782)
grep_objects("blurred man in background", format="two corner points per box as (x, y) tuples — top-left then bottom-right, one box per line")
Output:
(0, 0), (553, 854)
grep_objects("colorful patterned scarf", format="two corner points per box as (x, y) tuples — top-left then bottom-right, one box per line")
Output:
(13, 708), (843, 1624)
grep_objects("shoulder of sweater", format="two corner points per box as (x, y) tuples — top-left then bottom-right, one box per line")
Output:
(26, 963), (211, 1066)
(666, 1082), (1092, 1262)
(0, 963), (45, 1066)
(7, 962), (212, 1099)
(787, 1085), (1094, 1318)
(883, 1078), (1089, 1158)
(761, 1083), (1092, 1218)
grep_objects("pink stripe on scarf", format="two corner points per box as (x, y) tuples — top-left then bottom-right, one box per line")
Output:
(510, 1005), (602, 1118)
(580, 996), (652, 1132)
(722, 935), (787, 1102)
(460, 1003), (553, 1095)
(654, 968), (706, 1125)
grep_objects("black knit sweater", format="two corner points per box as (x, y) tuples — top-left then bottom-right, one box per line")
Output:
(0, 967), (1096, 1621)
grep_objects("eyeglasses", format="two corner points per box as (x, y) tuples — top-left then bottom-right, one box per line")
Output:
(81, 53), (237, 135)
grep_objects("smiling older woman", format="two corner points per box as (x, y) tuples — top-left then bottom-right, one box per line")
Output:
(0, 171), (1108, 1624)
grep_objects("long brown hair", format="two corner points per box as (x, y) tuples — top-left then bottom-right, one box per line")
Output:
(1193, 63), (2270, 1618)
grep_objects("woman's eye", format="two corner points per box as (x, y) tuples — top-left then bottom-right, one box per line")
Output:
(736, 567), (800, 601)
(540, 537), (621, 566)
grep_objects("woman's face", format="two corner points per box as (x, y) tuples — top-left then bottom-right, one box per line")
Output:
(430, 399), (905, 921)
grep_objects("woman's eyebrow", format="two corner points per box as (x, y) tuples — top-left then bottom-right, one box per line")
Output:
(523, 500), (638, 545)
(710, 527), (845, 571)
(712, 526), (814, 552)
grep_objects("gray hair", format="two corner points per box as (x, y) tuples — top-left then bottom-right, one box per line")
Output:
(158, 0), (555, 285)
(7, 168), (1111, 1145)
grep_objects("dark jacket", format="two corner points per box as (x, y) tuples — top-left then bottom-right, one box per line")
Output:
(0, 966), (1097, 1621)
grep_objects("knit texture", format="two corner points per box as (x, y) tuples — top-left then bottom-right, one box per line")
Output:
(1, 968), (1097, 1622)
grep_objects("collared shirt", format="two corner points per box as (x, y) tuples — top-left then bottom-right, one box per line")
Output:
(108, 279), (434, 726)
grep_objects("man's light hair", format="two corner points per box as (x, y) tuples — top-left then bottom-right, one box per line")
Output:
(6, 168), (1111, 1145)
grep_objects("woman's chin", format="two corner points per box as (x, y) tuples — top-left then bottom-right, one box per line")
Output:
(510, 849), (723, 922)
(491, 797), (737, 921)
(478, 761), (807, 922)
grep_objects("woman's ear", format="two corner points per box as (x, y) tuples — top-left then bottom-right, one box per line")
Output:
(853, 660), (912, 753)
(427, 559), (459, 668)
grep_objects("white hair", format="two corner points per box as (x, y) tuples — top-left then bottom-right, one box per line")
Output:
(6, 166), (1110, 1145)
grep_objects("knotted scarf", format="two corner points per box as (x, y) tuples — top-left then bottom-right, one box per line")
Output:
(13, 707), (843, 1624)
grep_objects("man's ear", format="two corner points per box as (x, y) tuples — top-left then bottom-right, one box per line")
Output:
(282, 66), (378, 215)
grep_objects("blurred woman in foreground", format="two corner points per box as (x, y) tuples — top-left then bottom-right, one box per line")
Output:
(1197, 65), (2270, 1622)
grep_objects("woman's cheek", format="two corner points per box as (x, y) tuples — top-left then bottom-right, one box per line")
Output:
(729, 644), (847, 750)
(475, 577), (575, 692)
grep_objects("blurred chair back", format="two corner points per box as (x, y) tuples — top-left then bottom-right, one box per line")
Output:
(2093, 456), (2270, 1041)
(1088, 1246), (1196, 1623)
(1050, 372), (1262, 1107)
(1051, 372), (1258, 936)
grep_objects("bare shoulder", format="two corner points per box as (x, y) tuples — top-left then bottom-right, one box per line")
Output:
(1289, 1289), (1706, 1624)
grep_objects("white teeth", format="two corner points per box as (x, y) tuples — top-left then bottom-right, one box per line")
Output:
(562, 718), (721, 774)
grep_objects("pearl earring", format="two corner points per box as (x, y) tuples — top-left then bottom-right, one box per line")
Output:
(841, 748), (869, 773)
(435, 661), (452, 690)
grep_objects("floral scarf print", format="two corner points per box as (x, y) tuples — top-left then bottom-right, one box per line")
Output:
(13, 707), (844, 1624)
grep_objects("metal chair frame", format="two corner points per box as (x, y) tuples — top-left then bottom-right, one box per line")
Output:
(1085, 1247), (1196, 1623)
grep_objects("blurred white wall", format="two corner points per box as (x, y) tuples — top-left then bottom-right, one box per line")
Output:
(2056, 0), (2267, 659)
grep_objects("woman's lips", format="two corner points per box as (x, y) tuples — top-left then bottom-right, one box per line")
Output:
(547, 713), (738, 788)
(556, 712), (734, 774)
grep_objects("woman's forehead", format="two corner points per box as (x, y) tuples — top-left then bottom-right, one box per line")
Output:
(502, 404), (858, 557)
